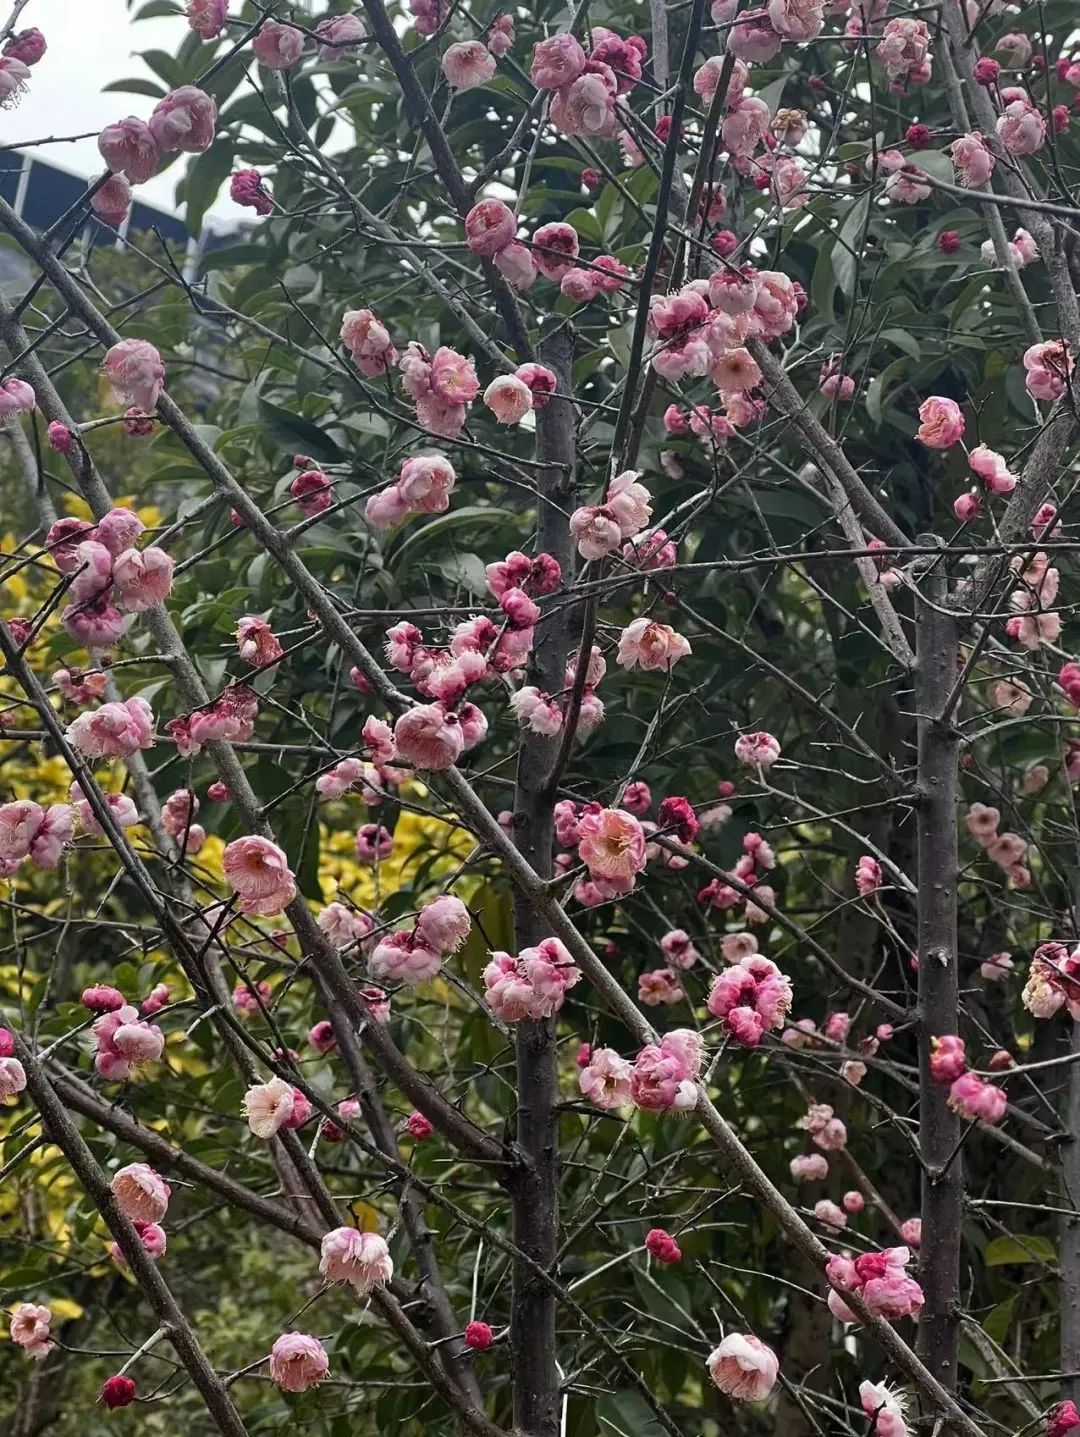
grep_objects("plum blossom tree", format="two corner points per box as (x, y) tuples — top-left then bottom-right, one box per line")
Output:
(2, 0), (1080, 1435)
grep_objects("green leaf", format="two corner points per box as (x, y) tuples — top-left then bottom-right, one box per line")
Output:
(102, 78), (166, 98)
(982, 1296), (1016, 1346)
(984, 1234), (1056, 1266)
(597, 1390), (666, 1437)
(181, 138), (234, 238)
(832, 193), (870, 300)
(388, 506), (515, 566)
(257, 398), (344, 464)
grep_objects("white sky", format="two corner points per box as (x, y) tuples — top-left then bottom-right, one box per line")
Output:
(3, 0), (233, 222)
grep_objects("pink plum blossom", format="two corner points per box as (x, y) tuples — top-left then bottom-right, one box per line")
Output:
(110, 1163), (170, 1222)
(320, 1226), (394, 1291)
(706, 1333), (779, 1401)
(269, 1333), (329, 1393)
(222, 835), (297, 917)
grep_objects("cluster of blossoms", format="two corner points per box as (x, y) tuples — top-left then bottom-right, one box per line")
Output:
(530, 29), (647, 143)
(92, 1002), (165, 1082)
(369, 894), (471, 987)
(96, 85), (217, 228)
(0, 798), (75, 874)
(483, 938), (581, 1021)
(1023, 943), (1080, 1024)
(706, 952), (793, 1047)
(964, 802), (1030, 886)
(577, 1029), (706, 1116)
(825, 1245), (924, 1324)
(465, 198), (628, 303)
(167, 684), (260, 757)
(45, 500), (172, 649)
(698, 828), (777, 924)
(929, 1034), (1008, 1125)
(0, 26), (46, 112)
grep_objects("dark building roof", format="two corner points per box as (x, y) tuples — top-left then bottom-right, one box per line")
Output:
(0, 151), (243, 286)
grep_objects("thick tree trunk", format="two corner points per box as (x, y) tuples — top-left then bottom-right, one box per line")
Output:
(509, 323), (576, 1437)
(914, 546), (964, 1392)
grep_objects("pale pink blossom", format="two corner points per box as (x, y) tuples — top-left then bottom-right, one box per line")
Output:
(187, 0), (228, 41)
(416, 895), (471, 953)
(531, 222), (580, 281)
(969, 445), (1017, 495)
(0, 54), (30, 106)
(320, 1227), (394, 1291)
(660, 930), (699, 969)
(340, 308), (398, 376)
(616, 618), (691, 672)
(494, 241), (538, 291)
(949, 1071), (1007, 1124)
(9, 1304), (52, 1359)
(484, 374), (533, 425)
(317, 901), (373, 949)
(734, 731), (781, 767)
(369, 930), (443, 985)
(235, 616), (283, 666)
(355, 823), (393, 862)
(96, 507), (145, 557)
(638, 968), (684, 1006)
(569, 505), (623, 560)
(269, 1333), (329, 1393)
(111, 1162), (170, 1222)
(860, 1380), (912, 1437)
(706, 1333), (779, 1401)
(465, 198), (516, 256)
(98, 116), (160, 184)
(552, 67), (618, 138)
(790, 1152), (828, 1181)
(0, 1055), (26, 1098)
(579, 1046), (633, 1109)
(916, 396), (964, 449)
(109, 1220), (168, 1265)
(394, 703), (464, 770)
(707, 954), (793, 1046)
(103, 338), (165, 412)
(91, 174), (132, 228)
(875, 17), (929, 81)
(314, 13), (365, 60)
(997, 99), (1046, 156)
(855, 855), (882, 896)
(826, 1246), (923, 1323)
(443, 40), (496, 89)
(148, 85), (217, 153)
(951, 131), (995, 187)
(397, 452), (456, 514)
(577, 807), (646, 886)
(1024, 340), (1073, 402)
(66, 697), (154, 758)
(630, 1029), (702, 1112)
(223, 835), (297, 917)
(727, 10), (782, 64)
(981, 952), (1014, 982)
(112, 546), (174, 612)
(242, 1076), (297, 1138)
(530, 33), (586, 89)
(483, 938), (581, 1022)
(768, 0), (824, 39)
(253, 19), (305, 68)
(510, 686), (563, 736)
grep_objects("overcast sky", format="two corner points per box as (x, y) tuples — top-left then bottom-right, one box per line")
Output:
(5, 0), (234, 222)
